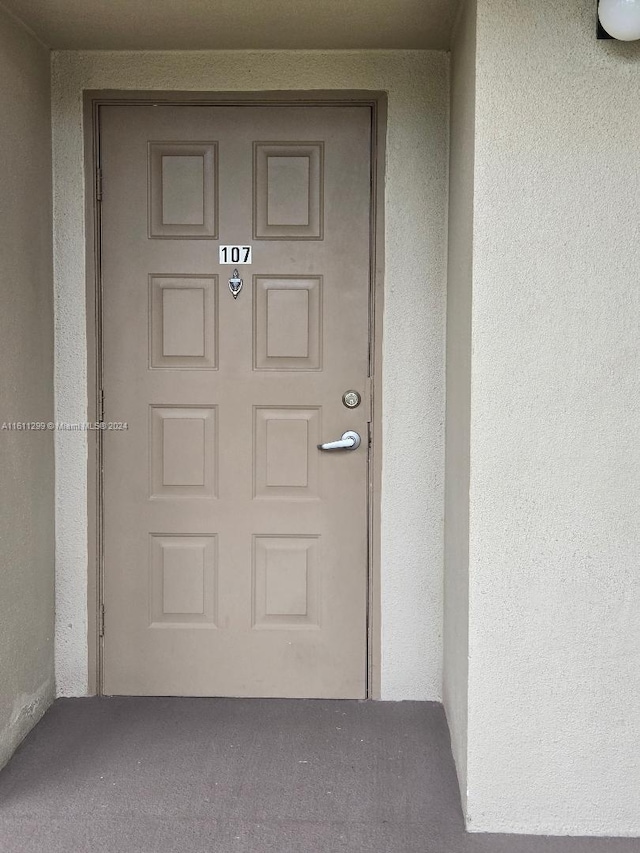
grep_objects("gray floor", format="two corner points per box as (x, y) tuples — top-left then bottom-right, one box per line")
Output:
(0, 699), (639, 853)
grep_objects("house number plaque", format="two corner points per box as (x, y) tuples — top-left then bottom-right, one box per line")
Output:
(219, 245), (252, 264)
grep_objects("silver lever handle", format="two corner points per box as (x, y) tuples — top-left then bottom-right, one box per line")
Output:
(318, 430), (361, 451)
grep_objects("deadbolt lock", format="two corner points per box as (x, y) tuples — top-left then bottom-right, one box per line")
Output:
(342, 390), (361, 409)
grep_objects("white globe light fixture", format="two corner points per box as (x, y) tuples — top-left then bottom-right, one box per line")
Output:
(598, 0), (640, 40)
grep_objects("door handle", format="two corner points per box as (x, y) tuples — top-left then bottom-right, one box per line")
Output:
(317, 431), (361, 451)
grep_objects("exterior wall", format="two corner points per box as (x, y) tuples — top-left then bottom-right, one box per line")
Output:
(51, 50), (450, 700)
(464, 0), (640, 835)
(443, 0), (476, 812)
(0, 7), (55, 768)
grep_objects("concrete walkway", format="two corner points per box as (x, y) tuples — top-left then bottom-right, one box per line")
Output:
(0, 698), (638, 852)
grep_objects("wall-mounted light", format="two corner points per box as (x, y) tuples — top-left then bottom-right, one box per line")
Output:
(597, 0), (640, 40)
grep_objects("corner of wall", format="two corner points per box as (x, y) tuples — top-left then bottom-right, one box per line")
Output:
(0, 0), (56, 770)
(442, 0), (476, 818)
(0, 679), (55, 772)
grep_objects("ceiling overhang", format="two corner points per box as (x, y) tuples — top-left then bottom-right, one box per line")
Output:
(1, 0), (461, 51)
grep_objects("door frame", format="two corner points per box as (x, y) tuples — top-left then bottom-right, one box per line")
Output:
(84, 90), (386, 698)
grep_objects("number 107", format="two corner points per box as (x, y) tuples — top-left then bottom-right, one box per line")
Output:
(219, 245), (252, 264)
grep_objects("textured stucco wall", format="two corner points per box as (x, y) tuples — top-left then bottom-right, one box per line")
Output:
(443, 0), (475, 812)
(463, 0), (640, 835)
(51, 50), (449, 700)
(0, 7), (55, 768)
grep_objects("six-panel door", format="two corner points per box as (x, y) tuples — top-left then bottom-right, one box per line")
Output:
(101, 104), (371, 698)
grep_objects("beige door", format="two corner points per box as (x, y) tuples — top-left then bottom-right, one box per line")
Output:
(100, 104), (372, 698)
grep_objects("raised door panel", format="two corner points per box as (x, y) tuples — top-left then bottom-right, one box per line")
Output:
(150, 406), (218, 498)
(252, 536), (320, 629)
(150, 275), (218, 369)
(253, 143), (324, 239)
(253, 277), (322, 371)
(148, 142), (218, 239)
(150, 534), (217, 627)
(254, 407), (320, 499)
